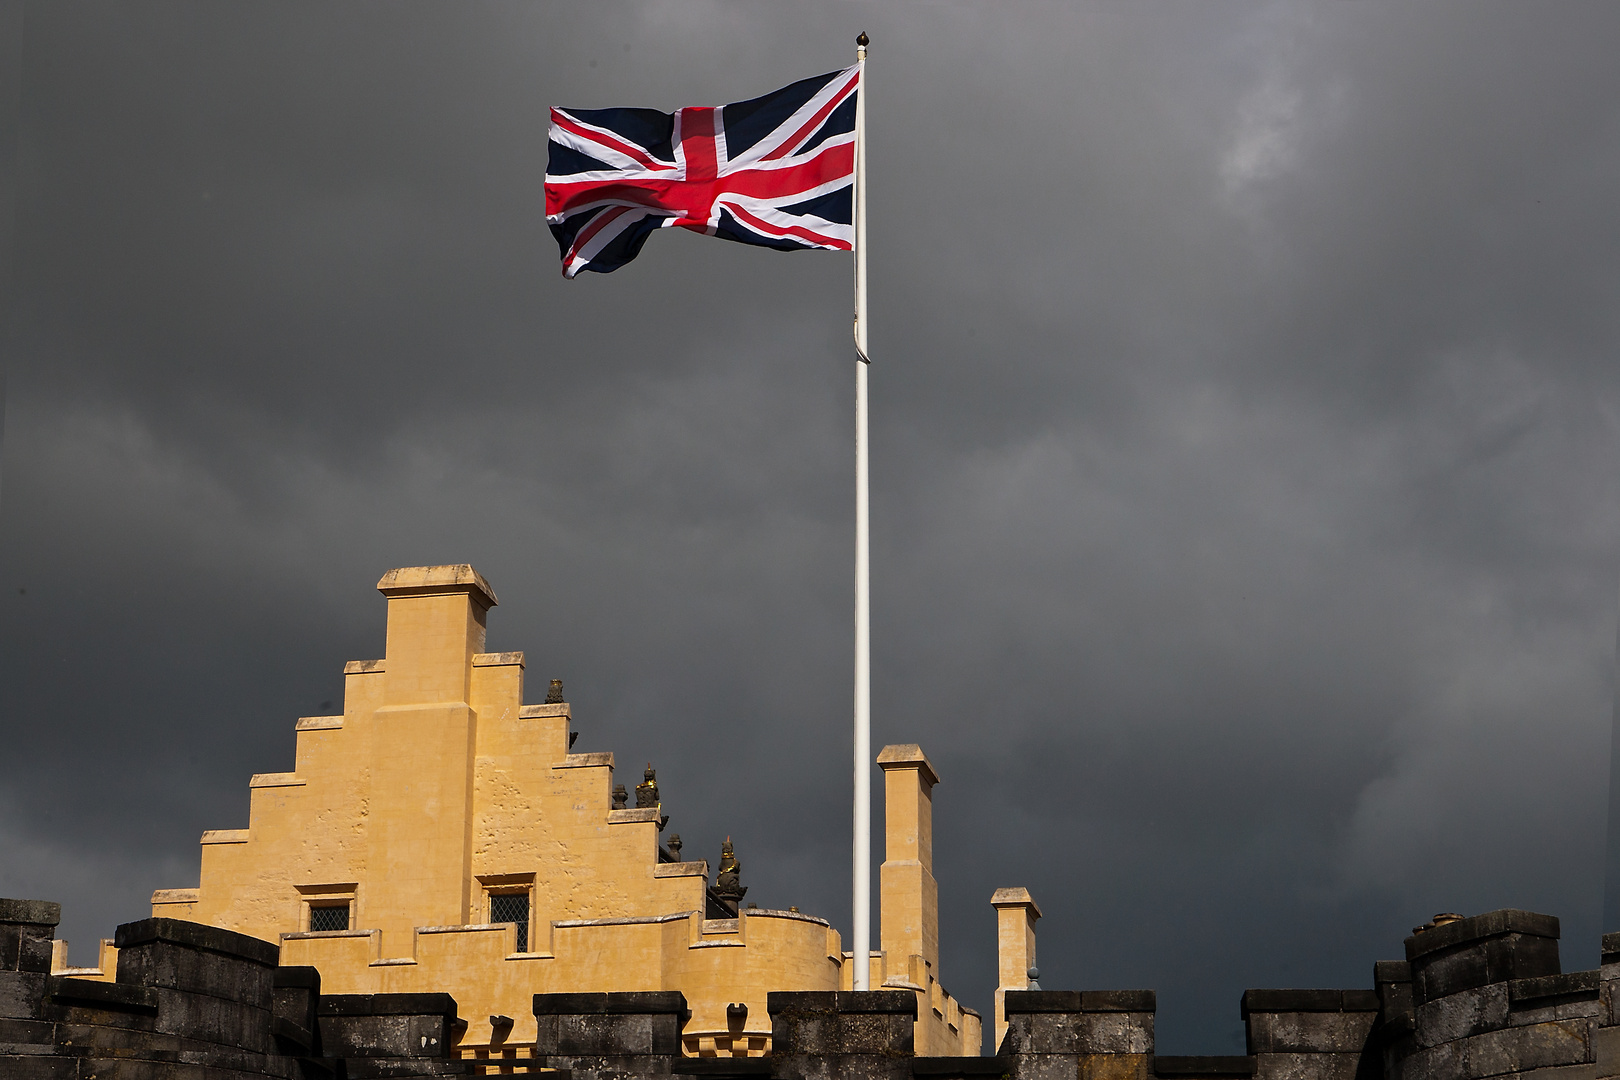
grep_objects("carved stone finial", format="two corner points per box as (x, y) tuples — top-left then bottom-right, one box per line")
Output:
(667, 833), (682, 857)
(635, 763), (659, 808)
(714, 836), (746, 902)
(1026, 965), (1041, 990)
(612, 783), (628, 810)
(545, 679), (565, 704)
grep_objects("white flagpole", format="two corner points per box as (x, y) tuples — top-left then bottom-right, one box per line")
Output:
(852, 30), (872, 994)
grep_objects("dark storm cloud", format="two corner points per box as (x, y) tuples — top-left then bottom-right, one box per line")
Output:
(3, 1), (1619, 1053)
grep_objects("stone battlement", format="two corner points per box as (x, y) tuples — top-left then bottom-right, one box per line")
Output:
(9, 899), (1620, 1079)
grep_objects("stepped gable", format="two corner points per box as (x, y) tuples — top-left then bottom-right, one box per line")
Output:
(144, 563), (981, 1060)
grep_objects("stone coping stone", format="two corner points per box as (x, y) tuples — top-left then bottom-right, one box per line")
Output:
(534, 991), (689, 1016)
(767, 990), (920, 1017)
(1510, 970), (1599, 1005)
(46, 974), (159, 1014)
(877, 744), (941, 787)
(1405, 910), (1560, 961)
(672, 1059), (774, 1077)
(377, 564), (498, 608)
(114, 917), (280, 967)
(1241, 990), (1380, 1015)
(0, 900), (61, 927)
(273, 966), (322, 991)
(319, 992), (458, 1019)
(912, 1056), (1011, 1077)
(1003, 990), (1156, 1013)
(1153, 1056), (1257, 1077)
(1603, 933), (1620, 965)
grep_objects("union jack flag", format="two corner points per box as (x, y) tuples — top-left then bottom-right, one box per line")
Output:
(545, 66), (859, 278)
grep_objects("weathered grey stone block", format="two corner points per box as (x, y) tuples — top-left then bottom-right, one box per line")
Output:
(1013, 1054), (1081, 1080)
(0, 901), (61, 928)
(1415, 984), (1510, 1048)
(1511, 999), (1602, 1028)
(1078, 1011), (1155, 1055)
(270, 964), (319, 1054)
(0, 922), (56, 975)
(0, 1057), (77, 1079)
(1517, 1064), (1598, 1080)
(1511, 973), (1602, 1029)
(532, 989), (688, 1068)
(1249, 1010), (1378, 1054)
(1253, 1051), (1364, 1080)
(769, 991), (915, 1080)
(318, 992), (458, 1060)
(1462, 1017), (1592, 1077)
(562, 1012), (654, 1055)
(1023, 1012), (1079, 1055)
(149, 986), (273, 1054)
(0, 1015), (55, 1050)
(0, 971), (48, 1020)
(1400, 1038), (1463, 1080)
(1002, 989), (1155, 1060)
(768, 990), (915, 1055)
(1593, 1023), (1620, 1080)
(48, 974), (160, 1016)
(113, 919), (277, 1009)
(1079, 1051), (1152, 1080)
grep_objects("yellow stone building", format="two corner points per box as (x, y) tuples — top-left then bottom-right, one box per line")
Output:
(135, 565), (989, 1061)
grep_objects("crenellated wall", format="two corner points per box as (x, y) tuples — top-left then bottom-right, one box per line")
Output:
(14, 897), (1620, 1079)
(995, 907), (1612, 1080)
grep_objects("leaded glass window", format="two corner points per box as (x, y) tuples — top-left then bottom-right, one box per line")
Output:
(309, 903), (349, 932)
(490, 892), (529, 951)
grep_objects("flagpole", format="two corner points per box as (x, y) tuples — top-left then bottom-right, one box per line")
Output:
(852, 30), (872, 994)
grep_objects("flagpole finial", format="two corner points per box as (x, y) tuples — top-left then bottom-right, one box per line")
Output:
(856, 32), (869, 47)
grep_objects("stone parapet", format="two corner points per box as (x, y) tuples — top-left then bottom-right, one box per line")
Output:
(1000, 989), (1156, 1080)
(8, 898), (1614, 1080)
(533, 990), (690, 1078)
(0, 898), (60, 977)
(0, 904), (475, 1077)
(1240, 988), (1379, 1080)
(318, 992), (461, 1061)
(769, 990), (919, 1080)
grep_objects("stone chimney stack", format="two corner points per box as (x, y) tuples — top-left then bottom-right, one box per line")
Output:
(377, 564), (498, 706)
(878, 744), (941, 993)
(991, 887), (1042, 1052)
(367, 564), (499, 953)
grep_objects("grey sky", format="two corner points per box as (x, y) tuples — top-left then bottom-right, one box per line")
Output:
(3, 1), (1618, 1054)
